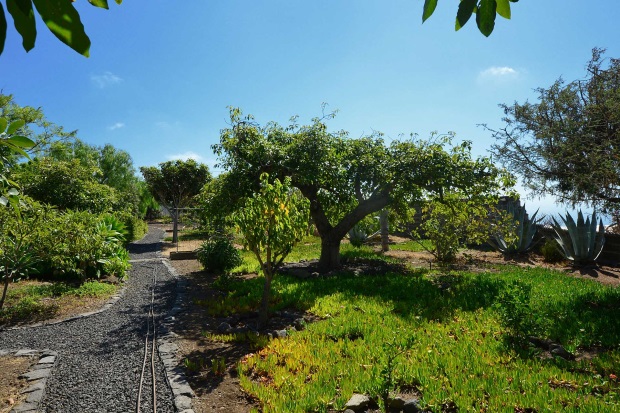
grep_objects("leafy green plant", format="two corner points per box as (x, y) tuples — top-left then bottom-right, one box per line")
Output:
(183, 357), (206, 373)
(551, 210), (606, 265)
(235, 173), (309, 327)
(417, 196), (501, 263)
(211, 357), (227, 376)
(489, 203), (542, 254)
(196, 236), (242, 274)
(540, 237), (565, 263)
(371, 335), (416, 412)
(493, 280), (538, 339)
(0, 200), (40, 309)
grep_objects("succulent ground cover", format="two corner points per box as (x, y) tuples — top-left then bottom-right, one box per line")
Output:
(170, 235), (620, 413)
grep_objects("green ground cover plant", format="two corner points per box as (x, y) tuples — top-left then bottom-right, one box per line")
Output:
(0, 281), (117, 325)
(204, 238), (620, 412)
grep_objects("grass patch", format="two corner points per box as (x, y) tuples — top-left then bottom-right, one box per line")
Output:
(0, 281), (118, 326)
(223, 261), (620, 412)
(390, 239), (433, 252)
(163, 228), (210, 242)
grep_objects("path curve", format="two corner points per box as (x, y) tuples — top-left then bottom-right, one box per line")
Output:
(0, 226), (177, 413)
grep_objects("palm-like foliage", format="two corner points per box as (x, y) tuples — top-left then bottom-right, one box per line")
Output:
(551, 210), (606, 265)
(490, 203), (542, 254)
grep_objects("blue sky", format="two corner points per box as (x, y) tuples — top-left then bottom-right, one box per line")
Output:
(1, 0), (619, 219)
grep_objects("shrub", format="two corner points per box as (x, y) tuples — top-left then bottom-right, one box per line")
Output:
(13, 158), (123, 213)
(494, 280), (538, 338)
(113, 210), (148, 242)
(19, 206), (132, 281)
(196, 236), (242, 274)
(540, 237), (565, 263)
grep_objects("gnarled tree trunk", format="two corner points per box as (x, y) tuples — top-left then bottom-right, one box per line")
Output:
(319, 236), (342, 270)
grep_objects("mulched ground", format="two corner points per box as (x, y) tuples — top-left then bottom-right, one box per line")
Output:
(0, 356), (35, 413)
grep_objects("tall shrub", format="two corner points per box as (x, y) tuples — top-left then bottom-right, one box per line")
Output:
(234, 173), (309, 327)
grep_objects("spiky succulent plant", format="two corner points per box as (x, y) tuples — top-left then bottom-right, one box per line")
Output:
(551, 210), (606, 265)
(489, 203), (542, 254)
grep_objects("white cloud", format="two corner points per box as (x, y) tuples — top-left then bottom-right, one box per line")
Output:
(481, 66), (518, 77)
(108, 122), (125, 130)
(91, 71), (123, 88)
(166, 151), (204, 162)
(477, 66), (520, 84)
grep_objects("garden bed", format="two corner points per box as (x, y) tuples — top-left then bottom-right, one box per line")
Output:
(170, 238), (620, 413)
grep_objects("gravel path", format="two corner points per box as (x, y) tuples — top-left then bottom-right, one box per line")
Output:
(0, 227), (177, 413)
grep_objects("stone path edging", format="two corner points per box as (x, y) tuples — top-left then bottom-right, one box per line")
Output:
(159, 259), (196, 413)
(0, 348), (59, 413)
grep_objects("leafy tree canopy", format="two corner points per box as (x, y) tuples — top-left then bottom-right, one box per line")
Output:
(47, 139), (138, 195)
(0, 93), (76, 165)
(12, 157), (123, 214)
(140, 159), (211, 242)
(214, 108), (512, 269)
(489, 48), (620, 215)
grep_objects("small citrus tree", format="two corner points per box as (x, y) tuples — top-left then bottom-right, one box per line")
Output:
(235, 173), (309, 327)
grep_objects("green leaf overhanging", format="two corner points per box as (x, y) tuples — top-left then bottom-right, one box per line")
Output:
(476, 0), (497, 37)
(455, 0), (477, 31)
(7, 0), (37, 51)
(0, 3), (7, 55)
(32, 0), (91, 57)
(7, 119), (25, 134)
(496, 0), (512, 19)
(422, 0), (438, 22)
(87, 0), (109, 9)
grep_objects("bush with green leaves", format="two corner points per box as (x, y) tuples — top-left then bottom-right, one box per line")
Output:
(551, 210), (605, 265)
(540, 237), (565, 263)
(0, 203), (40, 309)
(416, 195), (505, 263)
(235, 173), (309, 326)
(489, 203), (542, 254)
(196, 236), (242, 274)
(12, 158), (123, 214)
(7, 202), (132, 281)
(493, 280), (538, 339)
(109, 210), (148, 243)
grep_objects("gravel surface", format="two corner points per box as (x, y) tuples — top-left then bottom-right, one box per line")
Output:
(0, 227), (177, 413)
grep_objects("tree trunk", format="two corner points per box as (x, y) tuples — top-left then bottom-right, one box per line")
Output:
(319, 236), (342, 270)
(172, 208), (179, 244)
(380, 209), (390, 252)
(258, 272), (273, 329)
(0, 274), (10, 310)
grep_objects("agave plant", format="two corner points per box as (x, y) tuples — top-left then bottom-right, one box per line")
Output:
(489, 203), (543, 254)
(551, 210), (606, 265)
(348, 224), (368, 248)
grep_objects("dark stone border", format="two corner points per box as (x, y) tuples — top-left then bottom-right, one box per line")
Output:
(0, 348), (59, 413)
(159, 259), (195, 413)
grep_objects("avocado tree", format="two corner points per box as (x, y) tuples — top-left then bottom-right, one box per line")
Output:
(140, 159), (211, 243)
(235, 173), (309, 327)
(214, 108), (511, 270)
